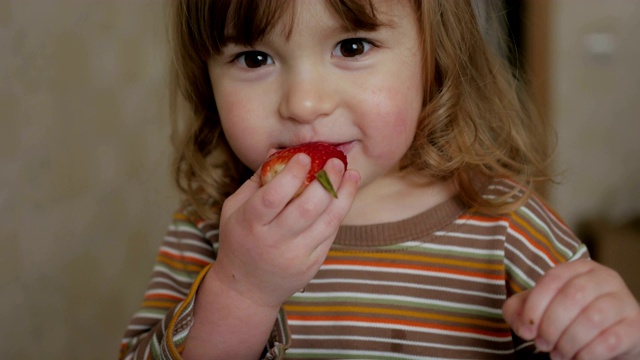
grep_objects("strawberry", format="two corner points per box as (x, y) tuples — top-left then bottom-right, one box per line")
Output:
(260, 142), (348, 198)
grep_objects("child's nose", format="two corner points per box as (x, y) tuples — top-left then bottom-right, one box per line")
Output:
(278, 68), (337, 124)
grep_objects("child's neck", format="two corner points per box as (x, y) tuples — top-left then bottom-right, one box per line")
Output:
(343, 173), (458, 226)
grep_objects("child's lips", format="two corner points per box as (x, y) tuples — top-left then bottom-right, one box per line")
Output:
(334, 141), (354, 155)
(274, 141), (355, 155)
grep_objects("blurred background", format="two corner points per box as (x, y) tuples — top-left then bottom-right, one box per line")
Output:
(1, 0), (638, 358)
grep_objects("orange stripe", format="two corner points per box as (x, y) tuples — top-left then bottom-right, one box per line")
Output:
(172, 213), (189, 221)
(509, 280), (524, 294)
(287, 314), (511, 338)
(166, 263), (213, 358)
(511, 225), (557, 265)
(159, 249), (210, 266)
(142, 300), (179, 309)
(323, 259), (504, 281)
(284, 305), (509, 330)
(328, 251), (504, 271)
(156, 255), (207, 273)
(511, 214), (562, 263)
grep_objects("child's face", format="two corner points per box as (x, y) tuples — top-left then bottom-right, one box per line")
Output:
(208, 0), (424, 190)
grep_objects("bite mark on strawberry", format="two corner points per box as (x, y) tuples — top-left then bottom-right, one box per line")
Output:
(260, 142), (348, 198)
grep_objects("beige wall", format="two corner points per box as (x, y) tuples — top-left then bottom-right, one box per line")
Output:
(1, 0), (639, 359)
(1, 1), (177, 358)
(548, 0), (640, 229)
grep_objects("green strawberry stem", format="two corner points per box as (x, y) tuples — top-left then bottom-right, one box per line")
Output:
(315, 169), (338, 198)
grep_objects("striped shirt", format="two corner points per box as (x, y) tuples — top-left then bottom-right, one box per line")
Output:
(119, 179), (588, 359)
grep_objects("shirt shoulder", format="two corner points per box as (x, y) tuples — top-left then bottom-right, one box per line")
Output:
(482, 179), (589, 291)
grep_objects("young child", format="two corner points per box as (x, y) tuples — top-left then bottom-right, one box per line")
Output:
(120, 1), (640, 359)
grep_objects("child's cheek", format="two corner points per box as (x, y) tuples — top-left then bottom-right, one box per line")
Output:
(217, 97), (268, 170)
(368, 88), (421, 158)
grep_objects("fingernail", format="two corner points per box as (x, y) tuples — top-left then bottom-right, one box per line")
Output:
(518, 324), (534, 339)
(295, 153), (311, 165)
(330, 158), (345, 172)
(349, 170), (361, 185)
(535, 338), (550, 352)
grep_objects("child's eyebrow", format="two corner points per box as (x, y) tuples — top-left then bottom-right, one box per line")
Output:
(211, 1), (397, 53)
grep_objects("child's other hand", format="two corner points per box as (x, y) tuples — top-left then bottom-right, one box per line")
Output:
(212, 153), (360, 310)
(503, 259), (640, 359)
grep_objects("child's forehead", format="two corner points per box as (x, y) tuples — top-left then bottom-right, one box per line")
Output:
(220, 0), (402, 45)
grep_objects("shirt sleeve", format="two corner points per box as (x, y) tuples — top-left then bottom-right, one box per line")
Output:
(119, 211), (290, 359)
(502, 190), (590, 356)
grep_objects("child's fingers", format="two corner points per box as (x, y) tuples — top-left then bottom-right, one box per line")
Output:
(534, 265), (623, 351)
(548, 291), (633, 358)
(306, 168), (360, 261)
(244, 153), (311, 225)
(313, 168), (360, 242)
(512, 260), (594, 339)
(502, 289), (530, 334)
(273, 157), (347, 237)
(573, 310), (640, 360)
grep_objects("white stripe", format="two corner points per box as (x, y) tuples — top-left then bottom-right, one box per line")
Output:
(487, 183), (522, 195)
(288, 320), (511, 342)
(434, 231), (506, 241)
(163, 236), (212, 250)
(515, 340), (536, 351)
(506, 227), (555, 268)
(309, 278), (505, 300)
(126, 324), (150, 331)
(504, 258), (535, 288)
(150, 331), (161, 358)
(321, 264), (504, 285)
(148, 277), (189, 293)
(519, 207), (572, 257)
(168, 223), (204, 236)
(290, 334), (515, 355)
(488, 181), (582, 257)
(526, 194), (570, 233)
(570, 244), (589, 260)
(454, 218), (510, 228)
(400, 241), (504, 256)
(132, 310), (165, 320)
(159, 245), (214, 263)
(295, 292), (502, 315)
(153, 265), (194, 283)
(285, 348), (444, 360)
(144, 288), (185, 299)
(505, 242), (545, 277)
(205, 229), (219, 238)
(173, 325), (191, 343)
(528, 200), (581, 249)
(143, 344), (150, 360)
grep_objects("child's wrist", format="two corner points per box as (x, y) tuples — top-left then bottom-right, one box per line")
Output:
(206, 262), (285, 313)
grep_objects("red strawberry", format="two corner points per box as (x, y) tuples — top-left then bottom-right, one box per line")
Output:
(260, 142), (348, 198)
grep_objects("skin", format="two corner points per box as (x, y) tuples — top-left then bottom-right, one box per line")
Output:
(181, 1), (640, 359)
(503, 260), (640, 360)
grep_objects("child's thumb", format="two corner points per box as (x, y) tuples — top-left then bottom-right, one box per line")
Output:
(502, 290), (536, 340)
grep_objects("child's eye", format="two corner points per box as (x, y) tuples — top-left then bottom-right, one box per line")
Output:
(234, 51), (274, 68)
(333, 38), (374, 58)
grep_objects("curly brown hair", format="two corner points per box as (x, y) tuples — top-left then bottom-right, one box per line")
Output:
(169, 0), (551, 221)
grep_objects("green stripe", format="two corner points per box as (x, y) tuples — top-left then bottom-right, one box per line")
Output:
(289, 296), (501, 318)
(336, 242), (504, 261)
(517, 207), (571, 259)
(505, 263), (535, 289)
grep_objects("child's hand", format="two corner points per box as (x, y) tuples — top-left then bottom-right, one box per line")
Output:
(211, 153), (360, 310)
(503, 259), (640, 359)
